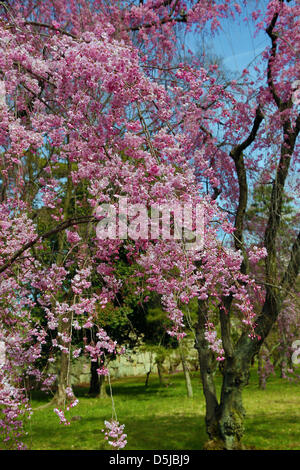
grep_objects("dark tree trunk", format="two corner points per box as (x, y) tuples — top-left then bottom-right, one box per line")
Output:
(89, 359), (108, 398)
(195, 235), (299, 450)
(194, 7), (300, 450)
(200, 290), (287, 449)
(89, 360), (100, 395)
(196, 297), (278, 449)
(217, 354), (251, 449)
(145, 351), (153, 387)
(145, 370), (151, 387)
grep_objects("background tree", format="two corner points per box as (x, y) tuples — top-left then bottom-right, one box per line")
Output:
(245, 183), (300, 386)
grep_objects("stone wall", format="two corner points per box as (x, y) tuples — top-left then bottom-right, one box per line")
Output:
(50, 343), (199, 386)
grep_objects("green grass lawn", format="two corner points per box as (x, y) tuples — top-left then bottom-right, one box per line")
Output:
(22, 369), (300, 450)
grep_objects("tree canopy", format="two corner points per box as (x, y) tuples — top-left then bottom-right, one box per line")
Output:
(0, 0), (299, 450)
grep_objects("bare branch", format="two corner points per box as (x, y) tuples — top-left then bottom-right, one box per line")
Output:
(25, 21), (76, 39)
(230, 106), (264, 272)
(0, 216), (95, 274)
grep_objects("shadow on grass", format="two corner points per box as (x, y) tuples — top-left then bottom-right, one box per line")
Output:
(25, 405), (300, 450)
(107, 373), (203, 399)
(108, 382), (169, 398)
(24, 413), (207, 450)
(30, 372), (204, 404)
(30, 385), (98, 402)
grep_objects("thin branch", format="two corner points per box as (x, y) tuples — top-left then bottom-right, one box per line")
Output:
(230, 106), (264, 272)
(0, 216), (95, 274)
(25, 21), (76, 39)
(127, 9), (186, 32)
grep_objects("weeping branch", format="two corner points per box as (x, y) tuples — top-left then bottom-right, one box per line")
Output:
(0, 216), (95, 274)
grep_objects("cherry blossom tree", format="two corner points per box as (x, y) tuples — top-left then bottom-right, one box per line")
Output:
(0, 0), (299, 450)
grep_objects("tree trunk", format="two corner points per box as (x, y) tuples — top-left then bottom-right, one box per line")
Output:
(156, 360), (167, 387)
(217, 357), (250, 449)
(145, 370), (151, 387)
(53, 349), (71, 408)
(258, 351), (266, 389)
(180, 348), (193, 398)
(89, 360), (100, 395)
(52, 311), (73, 407)
(145, 351), (153, 387)
(195, 8), (300, 448)
(196, 300), (257, 449)
(89, 359), (108, 398)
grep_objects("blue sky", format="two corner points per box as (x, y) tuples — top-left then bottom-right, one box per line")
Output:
(213, 7), (268, 74)
(185, 1), (270, 76)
